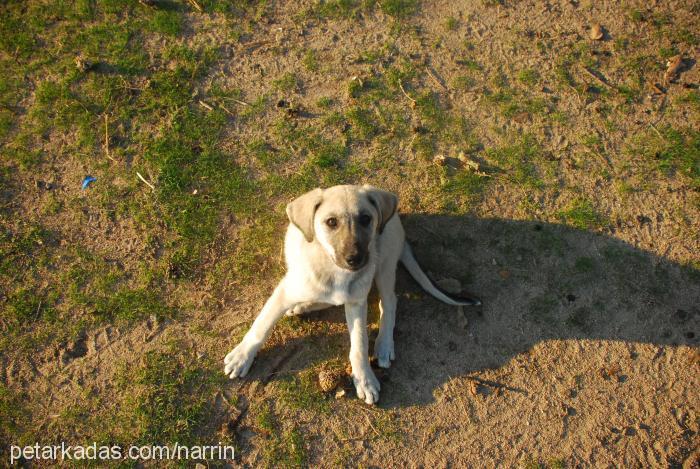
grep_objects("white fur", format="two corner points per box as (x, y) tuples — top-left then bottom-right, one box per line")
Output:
(224, 186), (477, 405)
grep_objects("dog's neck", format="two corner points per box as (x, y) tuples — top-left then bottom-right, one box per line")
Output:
(306, 239), (376, 301)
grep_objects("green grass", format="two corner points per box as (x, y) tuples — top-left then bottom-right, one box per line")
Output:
(116, 345), (225, 446)
(557, 197), (605, 230)
(677, 90), (700, 112)
(380, 0), (419, 18)
(277, 368), (331, 413)
(254, 400), (308, 467)
(303, 49), (319, 72)
(441, 169), (488, 212)
(487, 135), (546, 188)
(517, 69), (540, 86)
(148, 10), (183, 36)
(484, 84), (550, 120)
(274, 72), (299, 92)
(629, 127), (700, 189)
(0, 385), (28, 452)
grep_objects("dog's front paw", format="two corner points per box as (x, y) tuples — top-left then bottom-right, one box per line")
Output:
(223, 342), (258, 378)
(352, 370), (381, 405)
(373, 336), (395, 369)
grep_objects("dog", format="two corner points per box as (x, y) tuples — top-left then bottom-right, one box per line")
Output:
(224, 184), (480, 404)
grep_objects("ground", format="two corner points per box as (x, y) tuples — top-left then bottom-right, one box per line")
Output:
(0, 0), (699, 467)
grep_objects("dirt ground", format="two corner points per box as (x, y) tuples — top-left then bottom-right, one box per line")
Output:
(1, 0), (699, 467)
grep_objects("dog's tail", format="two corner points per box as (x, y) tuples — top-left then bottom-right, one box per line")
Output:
(400, 242), (481, 306)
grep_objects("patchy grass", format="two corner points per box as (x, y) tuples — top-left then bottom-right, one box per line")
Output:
(276, 368), (331, 414)
(629, 127), (700, 189)
(115, 344), (225, 446)
(1, 0), (699, 465)
(487, 135), (547, 189)
(557, 198), (606, 230)
(254, 400), (308, 467)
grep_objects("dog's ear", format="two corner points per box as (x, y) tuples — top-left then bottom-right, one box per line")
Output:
(286, 188), (323, 242)
(364, 186), (398, 234)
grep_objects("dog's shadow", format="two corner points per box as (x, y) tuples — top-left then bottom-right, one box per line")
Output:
(247, 214), (699, 408)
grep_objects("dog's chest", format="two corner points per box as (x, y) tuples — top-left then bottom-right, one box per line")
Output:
(311, 267), (373, 305)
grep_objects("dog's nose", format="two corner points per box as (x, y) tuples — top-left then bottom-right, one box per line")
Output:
(345, 253), (364, 267)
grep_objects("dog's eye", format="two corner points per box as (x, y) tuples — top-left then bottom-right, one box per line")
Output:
(359, 214), (371, 227)
(326, 217), (338, 228)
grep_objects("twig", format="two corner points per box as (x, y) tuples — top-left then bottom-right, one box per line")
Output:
(136, 171), (155, 191)
(364, 415), (381, 437)
(187, 0), (203, 12)
(650, 123), (664, 140)
(583, 147), (613, 169)
(426, 66), (448, 90)
(465, 375), (528, 395)
(567, 84), (582, 106)
(218, 103), (234, 116)
(580, 65), (614, 89)
(198, 100), (214, 111)
(232, 98), (250, 106)
(398, 81), (416, 104)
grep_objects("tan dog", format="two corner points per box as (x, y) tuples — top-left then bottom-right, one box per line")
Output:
(224, 185), (480, 404)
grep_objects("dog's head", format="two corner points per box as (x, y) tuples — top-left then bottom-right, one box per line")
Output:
(286, 185), (398, 271)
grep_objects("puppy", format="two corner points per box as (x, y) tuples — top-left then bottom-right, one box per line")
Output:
(224, 185), (480, 404)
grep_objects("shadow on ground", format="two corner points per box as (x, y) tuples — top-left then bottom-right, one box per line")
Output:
(233, 214), (699, 408)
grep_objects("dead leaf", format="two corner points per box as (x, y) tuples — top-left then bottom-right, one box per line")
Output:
(664, 55), (683, 83)
(589, 24), (604, 40)
(512, 111), (530, 123)
(498, 269), (511, 279)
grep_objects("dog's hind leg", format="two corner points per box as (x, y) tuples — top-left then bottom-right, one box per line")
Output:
(373, 265), (397, 368)
(224, 279), (296, 378)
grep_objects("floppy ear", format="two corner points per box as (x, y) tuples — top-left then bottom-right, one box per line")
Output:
(364, 186), (398, 234)
(286, 188), (323, 242)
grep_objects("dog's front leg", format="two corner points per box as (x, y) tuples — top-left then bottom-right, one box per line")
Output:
(345, 300), (380, 405)
(224, 280), (294, 378)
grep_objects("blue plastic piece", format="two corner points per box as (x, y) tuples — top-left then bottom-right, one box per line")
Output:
(81, 176), (96, 190)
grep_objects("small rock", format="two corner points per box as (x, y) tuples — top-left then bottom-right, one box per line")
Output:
(433, 154), (447, 166)
(35, 180), (54, 190)
(335, 388), (346, 399)
(589, 24), (604, 40)
(74, 55), (93, 72)
(636, 214), (652, 226)
(195, 463), (206, 469)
